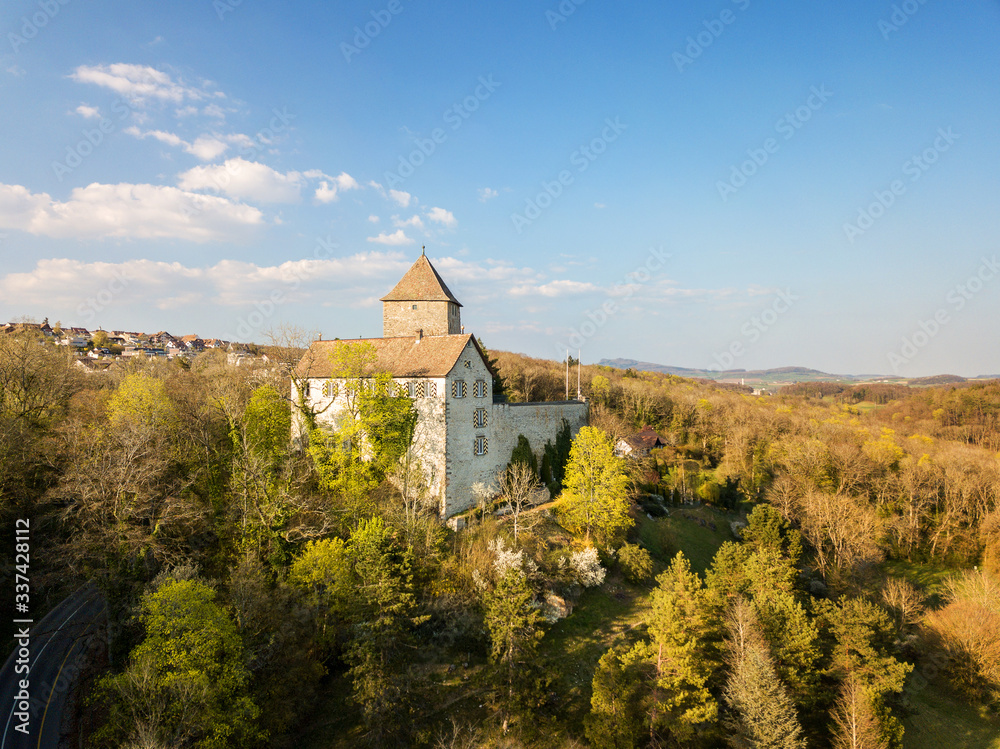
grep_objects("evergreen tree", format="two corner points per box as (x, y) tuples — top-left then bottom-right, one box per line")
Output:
(644, 552), (721, 745)
(482, 562), (545, 736)
(586, 643), (646, 749)
(722, 598), (806, 749)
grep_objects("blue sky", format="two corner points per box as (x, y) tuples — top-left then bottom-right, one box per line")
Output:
(1, 0), (998, 377)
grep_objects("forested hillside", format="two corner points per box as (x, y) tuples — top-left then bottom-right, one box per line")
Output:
(2, 330), (999, 748)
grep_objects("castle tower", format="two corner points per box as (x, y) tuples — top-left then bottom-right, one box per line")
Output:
(380, 250), (462, 337)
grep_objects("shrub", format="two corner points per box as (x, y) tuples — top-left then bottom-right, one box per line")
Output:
(618, 543), (654, 583)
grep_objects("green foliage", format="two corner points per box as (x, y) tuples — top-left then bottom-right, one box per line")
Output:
(585, 643), (646, 749)
(541, 418), (573, 496)
(617, 542), (654, 583)
(645, 551), (721, 744)
(560, 426), (633, 545)
(742, 503), (803, 565)
(243, 384), (290, 466)
(108, 372), (178, 433)
(289, 537), (353, 652)
(509, 433), (538, 474)
(95, 577), (263, 749)
(482, 564), (546, 736)
(345, 517), (419, 745)
(723, 600), (806, 749)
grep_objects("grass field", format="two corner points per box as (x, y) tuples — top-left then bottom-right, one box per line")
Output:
(638, 503), (739, 574)
(902, 678), (1000, 749)
(882, 558), (958, 607)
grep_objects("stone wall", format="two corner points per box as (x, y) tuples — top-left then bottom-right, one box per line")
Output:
(441, 338), (589, 515)
(382, 300), (461, 337)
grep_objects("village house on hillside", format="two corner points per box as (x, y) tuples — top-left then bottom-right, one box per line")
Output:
(615, 425), (668, 459)
(293, 252), (589, 518)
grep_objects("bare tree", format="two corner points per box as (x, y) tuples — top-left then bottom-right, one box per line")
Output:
(497, 461), (545, 541)
(829, 674), (888, 749)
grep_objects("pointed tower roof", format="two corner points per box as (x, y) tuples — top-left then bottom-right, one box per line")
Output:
(380, 250), (462, 306)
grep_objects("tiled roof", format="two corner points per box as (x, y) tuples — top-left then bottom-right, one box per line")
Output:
(624, 425), (667, 451)
(380, 254), (462, 306)
(296, 334), (482, 379)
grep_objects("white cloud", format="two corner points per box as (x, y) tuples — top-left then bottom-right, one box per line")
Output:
(75, 104), (101, 119)
(0, 252), (413, 313)
(125, 128), (251, 161)
(6, 65), (26, 77)
(177, 159), (305, 203)
(393, 214), (424, 229)
(510, 280), (599, 297)
(187, 135), (229, 160)
(426, 206), (457, 228)
(478, 187), (498, 202)
(125, 126), (185, 148)
(367, 230), (414, 246)
(368, 215), (380, 223)
(311, 172), (360, 203)
(0, 181), (263, 242)
(389, 189), (411, 207)
(594, 202), (606, 209)
(70, 63), (223, 106)
(203, 103), (226, 119)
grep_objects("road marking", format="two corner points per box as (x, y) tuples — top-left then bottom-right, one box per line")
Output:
(35, 608), (104, 749)
(1, 588), (97, 749)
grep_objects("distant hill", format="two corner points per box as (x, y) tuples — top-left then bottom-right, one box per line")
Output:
(597, 358), (874, 385)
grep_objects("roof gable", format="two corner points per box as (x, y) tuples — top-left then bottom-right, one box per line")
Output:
(380, 254), (462, 306)
(296, 334), (485, 379)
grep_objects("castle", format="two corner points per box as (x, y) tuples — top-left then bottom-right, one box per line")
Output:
(293, 251), (589, 517)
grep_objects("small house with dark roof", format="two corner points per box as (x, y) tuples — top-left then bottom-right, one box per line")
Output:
(294, 252), (589, 517)
(615, 425), (668, 459)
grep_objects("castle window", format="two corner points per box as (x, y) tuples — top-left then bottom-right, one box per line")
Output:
(474, 408), (488, 428)
(413, 381), (425, 398)
(323, 381), (339, 399)
(412, 304), (418, 310)
(463, 360), (472, 369)
(452, 380), (467, 398)
(427, 382), (437, 398)
(474, 435), (488, 456)
(474, 380), (488, 398)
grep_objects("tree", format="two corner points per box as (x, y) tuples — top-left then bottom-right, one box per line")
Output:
(645, 552), (720, 745)
(829, 675), (888, 749)
(307, 342), (417, 516)
(92, 329), (110, 348)
(94, 577), (263, 749)
(560, 426), (632, 545)
(481, 545), (545, 736)
(586, 643), (646, 749)
(288, 537), (353, 652)
(498, 460), (544, 541)
(722, 598), (806, 749)
(345, 517), (419, 745)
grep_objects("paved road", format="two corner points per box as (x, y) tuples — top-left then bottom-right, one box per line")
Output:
(0, 584), (106, 749)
